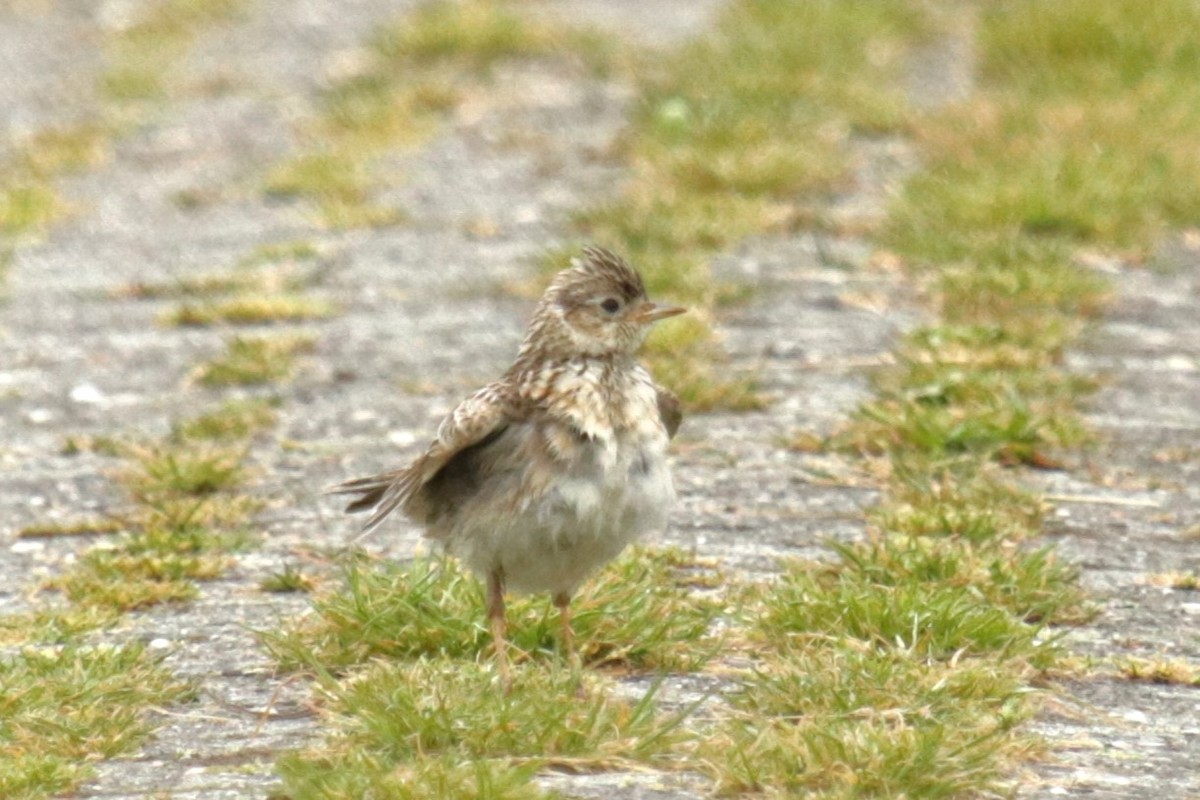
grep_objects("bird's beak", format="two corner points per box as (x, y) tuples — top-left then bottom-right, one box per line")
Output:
(632, 302), (686, 324)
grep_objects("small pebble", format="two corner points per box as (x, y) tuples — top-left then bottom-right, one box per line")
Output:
(388, 429), (416, 446)
(69, 383), (106, 404)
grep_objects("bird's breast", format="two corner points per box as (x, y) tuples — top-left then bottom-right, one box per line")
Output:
(503, 358), (675, 531)
(537, 359), (667, 442)
(442, 366), (675, 596)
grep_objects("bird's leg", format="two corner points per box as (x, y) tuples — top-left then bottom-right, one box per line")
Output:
(553, 591), (580, 670)
(487, 568), (511, 690)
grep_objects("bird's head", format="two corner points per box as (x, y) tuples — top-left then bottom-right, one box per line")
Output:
(522, 247), (686, 359)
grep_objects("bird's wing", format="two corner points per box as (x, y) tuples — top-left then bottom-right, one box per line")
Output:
(329, 381), (515, 534)
(655, 384), (682, 439)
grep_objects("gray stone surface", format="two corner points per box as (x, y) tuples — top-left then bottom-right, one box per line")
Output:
(2, 2), (1197, 798)
(1024, 246), (1200, 799)
(0, 0), (103, 144)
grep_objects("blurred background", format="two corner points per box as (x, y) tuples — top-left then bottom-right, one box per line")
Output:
(2, 1), (1199, 798)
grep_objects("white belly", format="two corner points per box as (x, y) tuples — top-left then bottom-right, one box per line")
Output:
(448, 426), (675, 597)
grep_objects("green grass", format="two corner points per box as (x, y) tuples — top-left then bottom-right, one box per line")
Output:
(260, 564), (316, 594)
(558, 0), (930, 409)
(60, 434), (125, 457)
(264, 548), (721, 674)
(45, 439), (255, 614)
(172, 397), (279, 441)
(373, 0), (557, 68)
(0, 182), (63, 236)
(265, 153), (405, 229)
(757, 0), (1200, 794)
(1, 238), (301, 790)
(280, 753), (554, 800)
(265, 0), (611, 229)
(0, 0), (243, 289)
(842, 0), (1200, 545)
(758, 562), (1037, 662)
(31, 395), (272, 625)
(126, 243), (333, 333)
(41, 235), (320, 618)
(278, 659), (686, 799)
(0, 6), (308, 782)
(117, 271), (270, 300)
(267, 548), (721, 795)
(887, 0), (1200, 265)
(118, 242), (323, 300)
(706, 648), (1034, 798)
(0, 644), (191, 798)
(101, 0), (246, 103)
(193, 333), (316, 386)
(0, 123), (110, 243)
(0, 607), (119, 648)
(164, 294), (334, 326)
(1118, 656), (1200, 686)
(122, 441), (248, 498)
(17, 518), (123, 539)
(17, 125), (108, 174)
(695, 523), (1084, 795)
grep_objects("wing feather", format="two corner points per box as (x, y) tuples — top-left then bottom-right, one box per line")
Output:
(328, 381), (516, 535)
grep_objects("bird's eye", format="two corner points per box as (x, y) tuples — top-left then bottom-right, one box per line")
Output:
(600, 298), (621, 314)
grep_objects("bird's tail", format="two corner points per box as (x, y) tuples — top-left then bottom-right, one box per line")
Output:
(326, 468), (420, 536)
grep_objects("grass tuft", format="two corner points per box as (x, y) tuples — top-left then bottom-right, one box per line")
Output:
(19, 125), (108, 175)
(192, 334), (316, 387)
(17, 518), (123, 539)
(705, 648), (1035, 798)
(752, 556), (1055, 667)
(1118, 656), (1200, 686)
(102, 0), (246, 103)
(0, 644), (191, 798)
(173, 397), (279, 441)
(264, 548), (720, 675)
(374, 0), (554, 69)
(260, 565), (316, 594)
(278, 659), (685, 799)
(0, 183), (61, 236)
(1146, 570), (1200, 590)
(42, 420), (261, 618)
(278, 752), (552, 800)
(122, 442), (248, 499)
(164, 294), (334, 327)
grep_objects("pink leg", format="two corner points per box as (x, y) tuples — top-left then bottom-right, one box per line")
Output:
(554, 591), (580, 669)
(488, 569), (511, 690)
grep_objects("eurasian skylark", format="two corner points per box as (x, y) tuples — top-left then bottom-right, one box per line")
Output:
(331, 247), (684, 684)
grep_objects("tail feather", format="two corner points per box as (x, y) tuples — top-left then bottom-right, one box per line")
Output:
(326, 466), (424, 536)
(344, 485), (387, 514)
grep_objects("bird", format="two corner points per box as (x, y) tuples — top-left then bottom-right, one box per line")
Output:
(330, 246), (685, 685)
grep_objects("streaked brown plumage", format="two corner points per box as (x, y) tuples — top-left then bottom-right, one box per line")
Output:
(331, 247), (684, 684)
